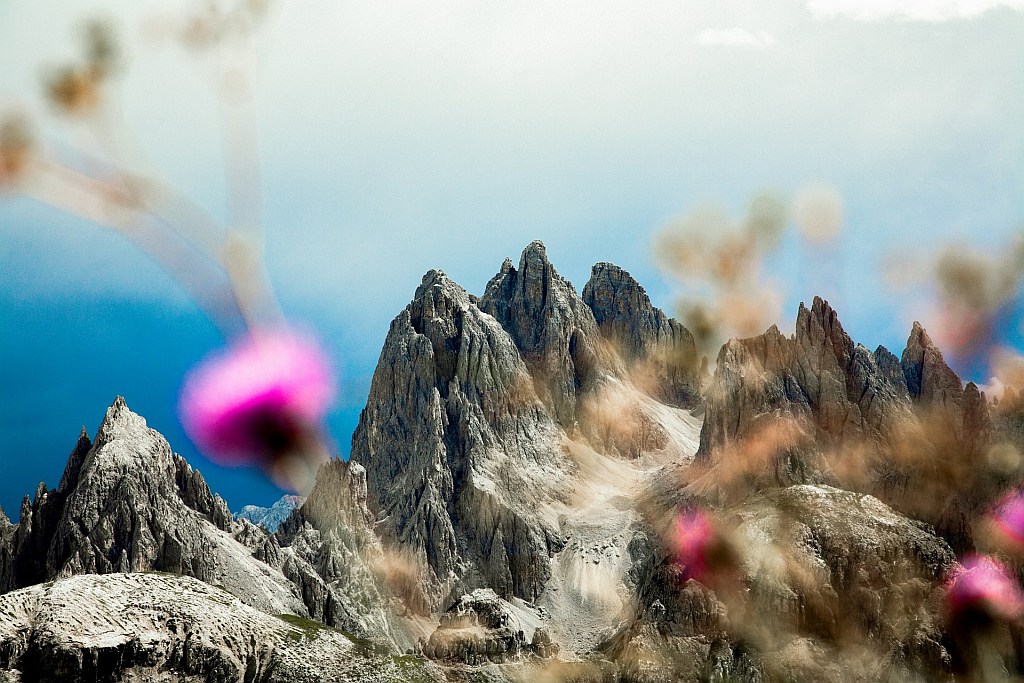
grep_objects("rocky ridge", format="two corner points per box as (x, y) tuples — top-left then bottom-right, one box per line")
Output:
(0, 572), (441, 683)
(237, 494), (305, 532)
(275, 459), (412, 649)
(582, 261), (701, 409)
(352, 242), (704, 621)
(2, 243), (1021, 681)
(608, 485), (957, 682)
(0, 398), (305, 617)
(693, 296), (997, 550)
(353, 266), (572, 614)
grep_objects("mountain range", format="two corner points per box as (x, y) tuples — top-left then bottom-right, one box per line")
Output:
(1, 241), (1021, 682)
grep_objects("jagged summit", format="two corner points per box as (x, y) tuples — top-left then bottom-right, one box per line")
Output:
(354, 242), (704, 614)
(1, 396), (305, 616)
(698, 297), (970, 465)
(355, 250), (568, 612)
(236, 494), (305, 532)
(8, 253), (1018, 680)
(583, 261), (701, 407)
(479, 240), (617, 428)
(694, 297), (993, 549)
(902, 319), (964, 403)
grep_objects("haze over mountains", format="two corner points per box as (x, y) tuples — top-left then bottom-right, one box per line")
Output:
(1, 242), (1022, 682)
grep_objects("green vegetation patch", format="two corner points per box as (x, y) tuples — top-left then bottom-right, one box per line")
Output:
(390, 654), (436, 683)
(274, 613), (331, 643)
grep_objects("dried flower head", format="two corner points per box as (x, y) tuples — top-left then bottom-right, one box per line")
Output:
(44, 18), (122, 116)
(82, 18), (121, 78)
(45, 67), (102, 115)
(744, 193), (787, 250)
(927, 241), (1024, 371)
(178, 328), (336, 488)
(946, 554), (1024, 623)
(0, 113), (35, 188)
(792, 183), (843, 244)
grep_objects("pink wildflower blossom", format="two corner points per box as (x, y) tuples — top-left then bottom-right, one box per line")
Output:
(179, 328), (336, 471)
(670, 508), (742, 586)
(992, 489), (1024, 548)
(947, 554), (1024, 623)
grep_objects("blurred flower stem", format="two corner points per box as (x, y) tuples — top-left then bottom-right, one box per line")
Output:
(1, 3), (332, 492)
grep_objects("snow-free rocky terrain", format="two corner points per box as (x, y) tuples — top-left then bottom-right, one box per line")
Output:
(2, 241), (1023, 681)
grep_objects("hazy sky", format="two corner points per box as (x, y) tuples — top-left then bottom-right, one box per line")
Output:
(1, 0), (1022, 516)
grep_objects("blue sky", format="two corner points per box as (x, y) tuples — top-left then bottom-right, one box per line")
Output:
(1, 0), (1023, 516)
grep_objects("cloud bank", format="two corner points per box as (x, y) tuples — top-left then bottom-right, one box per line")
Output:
(694, 27), (777, 48)
(808, 0), (1024, 21)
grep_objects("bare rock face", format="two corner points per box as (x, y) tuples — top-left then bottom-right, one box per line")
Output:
(582, 262), (701, 408)
(610, 486), (956, 683)
(422, 588), (557, 664)
(354, 245), (706, 617)
(353, 268), (571, 613)
(237, 495), (305, 532)
(695, 298), (993, 502)
(478, 241), (621, 430)
(0, 572), (443, 683)
(698, 298), (915, 474)
(1, 397), (305, 617)
(901, 321), (992, 459)
(275, 459), (411, 649)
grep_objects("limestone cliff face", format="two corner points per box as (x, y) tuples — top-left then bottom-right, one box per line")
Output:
(478, 241), (621, 430)
(901, 321), (992, 457)
(0, 573), (442, 683)
(422, 588), (558, 664)
(276, 459), (410, 648)
(697, 297), (916, 476)
(353, 268), (571, 613)
(694, 297), (994, 550)
(582, 262), (701, 408)
(1, 397), (305, 617)
(354, 244), (706, 617)
(611, 486), (956, 683)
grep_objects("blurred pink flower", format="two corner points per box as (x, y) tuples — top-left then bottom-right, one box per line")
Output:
(179, 328), (336, 469)
(992, 489), (1024, 547)
(671, 509), (716, 582)
(946, 554), (1024, 622)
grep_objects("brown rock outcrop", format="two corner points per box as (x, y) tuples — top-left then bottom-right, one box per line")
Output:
(582, 262), (701, 409)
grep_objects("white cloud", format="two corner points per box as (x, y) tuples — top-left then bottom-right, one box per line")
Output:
(808, 0), (1024, 21)
(694, 27), (777, 48)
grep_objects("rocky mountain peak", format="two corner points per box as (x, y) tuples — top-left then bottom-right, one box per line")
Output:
(94, 395), (145, 444)
(479, 239), (573, 355)
(354, 242), (710, 624)
(2, 397), (305, 617)
(584, 263), (651, 316)
(794, 295), (855, 370)
(901, 320), (962, 403)
(56, 426), (92, 495)
(479, 241), (618, 428)
(694, 300), (997, 554)
(237, 494), (306, 532)
(355, 257), (568, 613)
(698, 298), (922, 484)
(582, 261), (700, 407)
